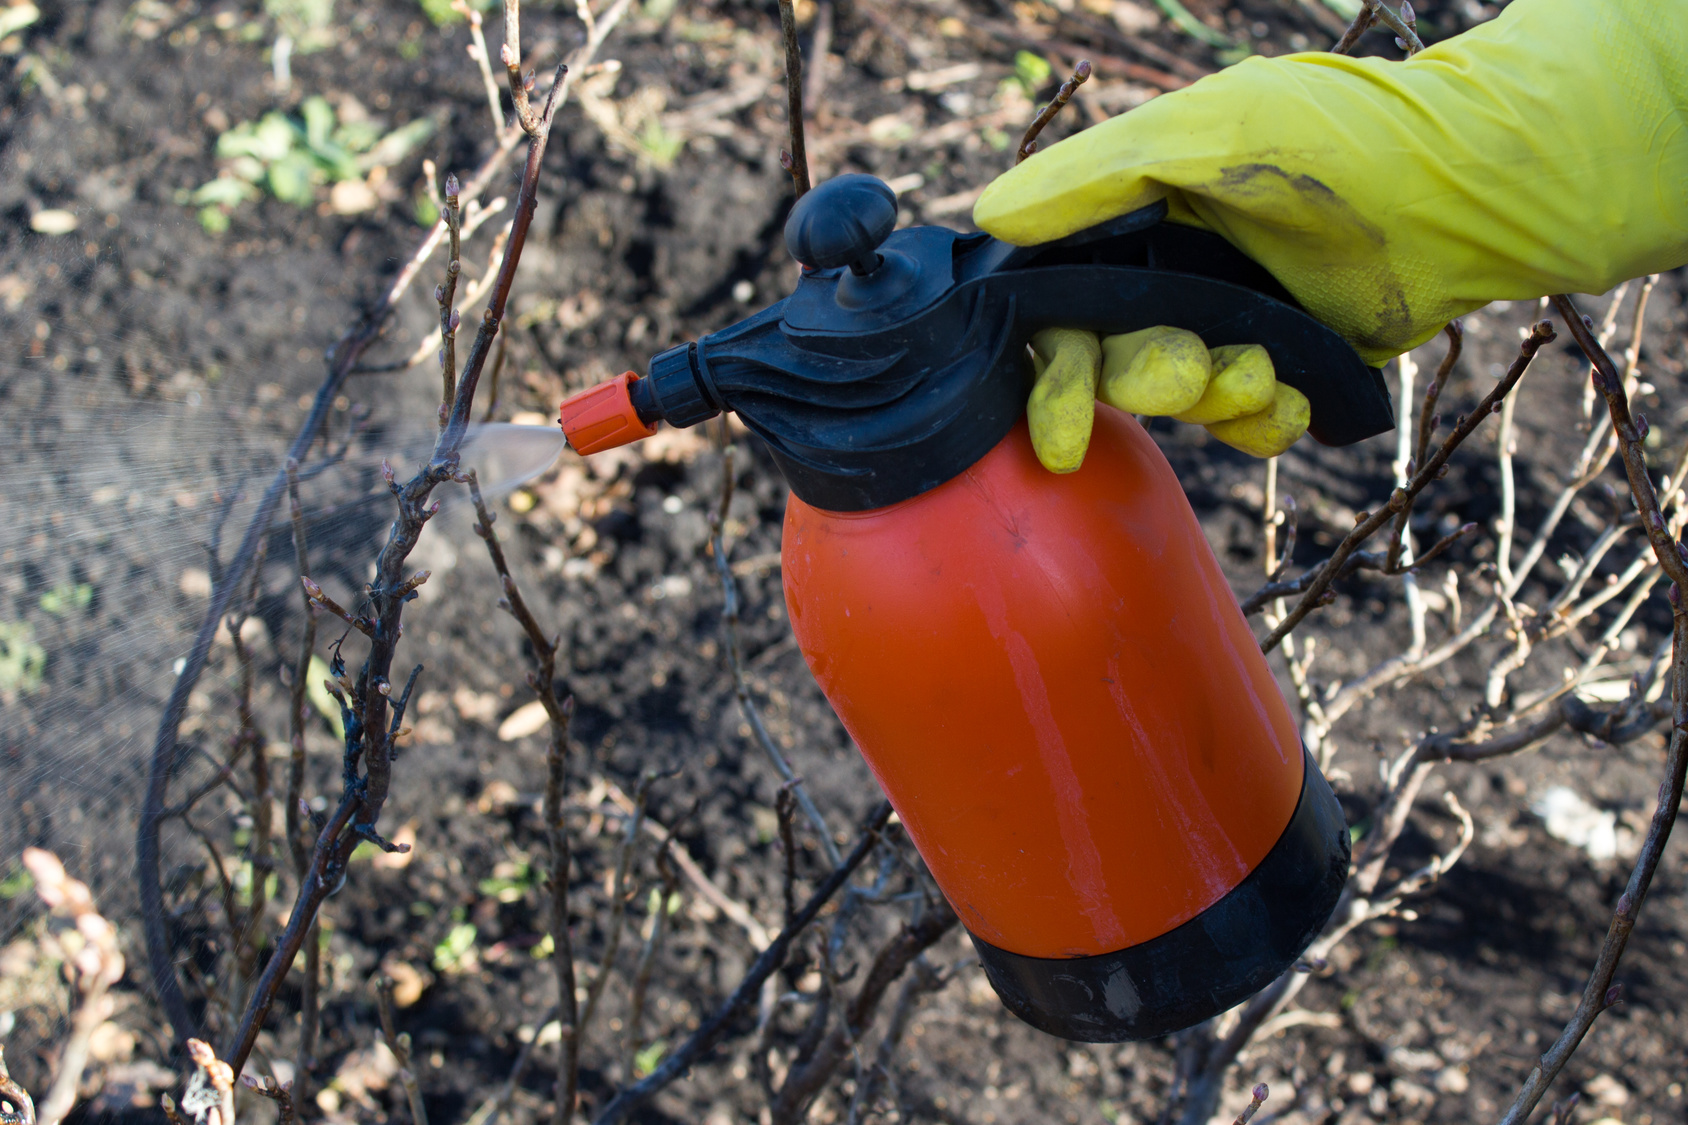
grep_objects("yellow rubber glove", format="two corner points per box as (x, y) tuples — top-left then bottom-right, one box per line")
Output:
(1028, 329), (1308, 471)
(1028, 328), (1101, 473)
(976, 0), (1688, 367)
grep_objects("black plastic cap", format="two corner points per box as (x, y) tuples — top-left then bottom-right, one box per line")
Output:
(784, 174), (898, 273)
(646, 342), (721, 429)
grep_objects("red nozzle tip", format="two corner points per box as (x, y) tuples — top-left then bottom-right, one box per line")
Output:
(559, 371), (658, 455)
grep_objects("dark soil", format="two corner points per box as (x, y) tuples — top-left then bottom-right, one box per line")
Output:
(3, 1), (1687, 1124)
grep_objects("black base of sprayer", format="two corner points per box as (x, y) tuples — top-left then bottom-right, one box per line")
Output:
(970, 751), (1349, 1042)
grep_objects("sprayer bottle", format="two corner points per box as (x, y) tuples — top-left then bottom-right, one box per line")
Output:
(557, 175), (1389, 1041)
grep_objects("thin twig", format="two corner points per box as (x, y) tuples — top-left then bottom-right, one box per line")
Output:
(501, 0), (539, 133)
(455, 0), (507, 132)
(1387, 322), (1461, 573)
(1496, 297), (1688, 1125)
(1015, 59), (1091, 164)
(280, 513), (326, 1117)
(591, 802), (894, 1125)
(137, 47), (561, 1045)
(776, 0), (810, 195)
(375, 977), (429, 1125)
(776, 785), (799, 927)
(238, 1076), (295, 1125)
(1329, 3), (1375, 53)
(624, 847), (680, 1082)
(579, 775), (654, 1051)
(769, 898), (959, 1123)
(437, 177), (464, 430)
(25, 851), (123, 1125)
(709, 449), (842, 868)
(1259, 321), (1555, 651)
(465, 471), (578, 1124)
(0, 1048), (35, 1125)
(222, 29), (577, 1078)
(843, 956), (945, 1125)
(186, 1041), (236, 1125)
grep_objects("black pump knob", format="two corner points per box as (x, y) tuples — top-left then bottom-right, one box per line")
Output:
(784, 174), (897, 275)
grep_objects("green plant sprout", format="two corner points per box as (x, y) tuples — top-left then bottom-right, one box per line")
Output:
(477, 861), (537, 904)
(38, 582), (92, 617)
(190, 96), (435, 233)
(432, 922), (478, 972)
(1011, 50), (1052, 99)
(0, 621), (45, 702)
(418, 0), (495, 28)
(0, 865), (33, 901)
(266, 0), (336, 51)
(633, 1039), (667, 1078)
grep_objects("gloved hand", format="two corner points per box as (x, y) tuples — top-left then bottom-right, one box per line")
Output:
(1028, 327), (1309, 470)
(978, 0), (1688, 370)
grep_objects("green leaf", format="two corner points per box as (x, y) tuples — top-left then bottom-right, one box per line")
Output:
(0, 865), (33, 900)
(226, 155), (267, 183)
(1320, 0), (1364, 16)
(633, 1040), (666, 1078)
(193, 176), (260, 208)
(267, 150), (321, 206)
(414, 190), (439, 227)
(0, 4), (41, 39)
(478, 862), (533, 903)
(300, 95), (336, 151)
(358, 117), (437, 172)
(1013, 50), (1052, 96)
(531, 932), (555, 959)
(216, 113), (296, 163)
(266, 0), (335, 36)
(312, 142), (363, 185)
(39, 582), (92, 617)
(636, 118), (684, 170)
(432, 922), (478, 971)
(198, 207), (231, 234)
(417, 0), (493, 26)
(333, 119), (382, 155)
(307, 653), (346, 740)
(0, 621), (46, 698)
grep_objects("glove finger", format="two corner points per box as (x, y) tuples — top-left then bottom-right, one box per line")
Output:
(1174, 344), (1276, 425)
(1027, 328), (1101, 474)
(1099, 327), (1211, 416)
(1205, 381), (1310, 458)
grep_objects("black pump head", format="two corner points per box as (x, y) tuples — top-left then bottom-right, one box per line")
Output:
(617, 174), (1394, 512)
(784, 173), (897, 275)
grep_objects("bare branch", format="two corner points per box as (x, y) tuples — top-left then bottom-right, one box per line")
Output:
(374, 977), (428, 1125)
(238, 1076), (295, 1125)
(465, 471), (578, 1123)
(710, 448), (842, 868)
(591, 802), (894, 1125)
(1259, 320), (1555, 650)
(776, 0), (810, 195)
(25, 851), (125, 1125)
(1016, 59), (1091, 164)
(769, 897), (960, 1123)
(1496, 297), (1688, 1124)
(0, 1048), (35, 1125)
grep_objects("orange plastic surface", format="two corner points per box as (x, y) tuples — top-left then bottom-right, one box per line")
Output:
(559, 371), (658, 455)
(782, 408), (1304, 959)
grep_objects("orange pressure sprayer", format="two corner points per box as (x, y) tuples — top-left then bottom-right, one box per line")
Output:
(559, 175), (1394, 1041)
